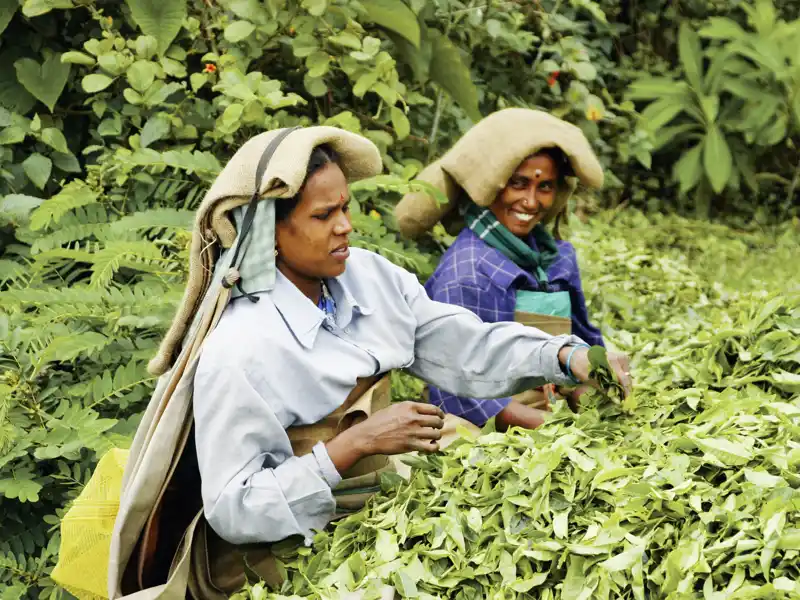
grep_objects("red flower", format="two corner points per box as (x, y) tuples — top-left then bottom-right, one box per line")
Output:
(547, 70), (561, 87)
(204, 63), (217, 74)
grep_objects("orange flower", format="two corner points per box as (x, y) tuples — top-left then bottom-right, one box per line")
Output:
(204, 63), (217, 74)
(547, 70), (560, 87)
(288, 26), (296, 36)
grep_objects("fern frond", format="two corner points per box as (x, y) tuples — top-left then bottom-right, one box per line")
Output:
(0, 468), (42, 503)
(31, 243), (97, 265)
(32, 224), (108, 254)
(28, 182), (99, 232)
(0, 260), (26, 285)
(0, 387), (14, 454)
(183, 181), (207, 210)
(34, 402), (117, 460)
(31, 206), (119, 254)
(37, 331), (110, 367)
(84, 362), (155, 409)
(89, 241), (166, 287)
(129, 148), (222, 179)
(108, 208), (194, 236)
(0, 283), (181, 312)
(350, 175), (450, 207)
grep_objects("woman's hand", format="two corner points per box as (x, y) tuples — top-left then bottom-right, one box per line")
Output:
(326, 402), (444, 474)
(496, 400), (549, 431)
(558, 346), (633, 397)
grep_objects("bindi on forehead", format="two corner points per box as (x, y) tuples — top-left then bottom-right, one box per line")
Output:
(516, 154), (558, 181)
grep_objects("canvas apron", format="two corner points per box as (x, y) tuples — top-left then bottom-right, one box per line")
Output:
(439, 289), (572, 446)
(183, 376), (395, 598)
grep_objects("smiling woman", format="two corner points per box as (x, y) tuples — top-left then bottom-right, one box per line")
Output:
(395, 108), (632, 439)
(488, 148), (571, 237)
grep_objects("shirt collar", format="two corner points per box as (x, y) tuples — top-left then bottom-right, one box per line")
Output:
(269, 272), (324, 349)
(268, 270), (374, 349)
(328, 275), (374, 328)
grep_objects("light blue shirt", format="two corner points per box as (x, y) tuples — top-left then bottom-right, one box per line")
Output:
(193, 248), (585, 544)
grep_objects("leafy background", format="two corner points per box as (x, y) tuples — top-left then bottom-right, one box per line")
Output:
(0, 0), (798, 597)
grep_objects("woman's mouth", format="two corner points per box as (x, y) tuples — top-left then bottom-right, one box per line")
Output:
(509, 210), (538, 224)
(330, 244), (350, 260)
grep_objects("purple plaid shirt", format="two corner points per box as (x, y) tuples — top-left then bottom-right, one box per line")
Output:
(424, 228), (604, 425)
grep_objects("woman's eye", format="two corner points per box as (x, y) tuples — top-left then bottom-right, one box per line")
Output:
(539, 181), (555, 192)
(510, 178), (527, 189)
(314, 211), (332, 220)
(342, 202), (350, 213)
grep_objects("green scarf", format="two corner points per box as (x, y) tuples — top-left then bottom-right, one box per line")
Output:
(463, 202), (560, 283)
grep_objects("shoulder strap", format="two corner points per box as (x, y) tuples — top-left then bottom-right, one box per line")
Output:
(225, 126), (300, 302)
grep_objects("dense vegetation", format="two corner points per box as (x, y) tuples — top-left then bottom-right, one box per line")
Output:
(248, 210), (800, 598)
(0, 0), (798, 598)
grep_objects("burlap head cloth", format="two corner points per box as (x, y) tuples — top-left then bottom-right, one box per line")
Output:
(394, 108), (604, 238)
(148, 126), (383, 376)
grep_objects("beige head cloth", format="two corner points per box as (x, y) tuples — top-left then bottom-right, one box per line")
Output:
(394, 108), (604, 238)
(148, 126), (383, 376)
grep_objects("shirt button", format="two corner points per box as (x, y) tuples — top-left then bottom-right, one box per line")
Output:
(344, 327), (351, 334)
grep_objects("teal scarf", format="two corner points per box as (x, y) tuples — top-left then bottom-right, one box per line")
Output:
(463, 203), (559, 283)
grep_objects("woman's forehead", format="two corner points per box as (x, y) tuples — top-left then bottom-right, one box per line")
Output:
(515, 154), (558, 177)
(299, 163), (349, 208)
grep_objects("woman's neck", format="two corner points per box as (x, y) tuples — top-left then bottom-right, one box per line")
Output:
(278, 263), (322, 304)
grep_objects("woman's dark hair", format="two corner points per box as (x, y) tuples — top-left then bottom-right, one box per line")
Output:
(531, 146), (574, 182)
(275, 144), (340, 222)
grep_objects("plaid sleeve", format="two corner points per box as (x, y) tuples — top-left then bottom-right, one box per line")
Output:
(428, 386), (512, 427)
(426, 282), (513, 426)
(431, 282), (510, 324)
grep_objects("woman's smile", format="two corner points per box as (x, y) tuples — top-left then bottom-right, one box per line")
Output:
(489, 153), (558, 237)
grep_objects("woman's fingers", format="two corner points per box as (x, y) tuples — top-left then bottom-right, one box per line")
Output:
(409, 402), (445, 418)
(416, 414), (445, 429)
(414, 426), (443, 440)
(411, 439), (440, 453)
(609, 353), (633, 396)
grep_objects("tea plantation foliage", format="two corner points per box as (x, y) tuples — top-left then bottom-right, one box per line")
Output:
(0, 0), (799, 598)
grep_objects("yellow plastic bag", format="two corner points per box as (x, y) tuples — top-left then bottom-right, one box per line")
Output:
(52, 448), (129, 600)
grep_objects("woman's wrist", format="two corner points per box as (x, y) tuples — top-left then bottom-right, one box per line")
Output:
(558, 343), (589, 383)
(325, 425), (369, 474)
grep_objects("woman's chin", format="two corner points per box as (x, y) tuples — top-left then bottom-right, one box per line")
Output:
(322, 258), (348, 278)
(507, 222), (536, 238)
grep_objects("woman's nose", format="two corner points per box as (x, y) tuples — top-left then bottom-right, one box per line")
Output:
(334, 213), (352, 235)
(521, 188), (539, 210)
